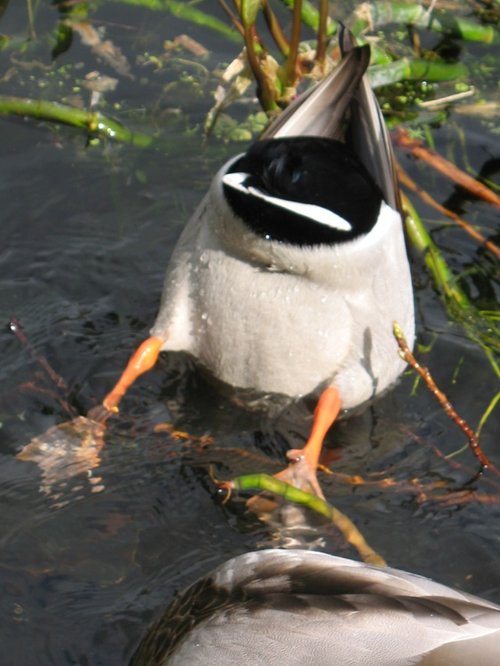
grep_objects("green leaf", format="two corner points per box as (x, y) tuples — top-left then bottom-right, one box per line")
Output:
(241, 0), (261, 27)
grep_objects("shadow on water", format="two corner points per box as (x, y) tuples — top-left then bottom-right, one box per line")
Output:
(0, 2), (499, 664)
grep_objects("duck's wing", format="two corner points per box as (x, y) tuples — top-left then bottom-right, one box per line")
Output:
(130, 549), (500, 666)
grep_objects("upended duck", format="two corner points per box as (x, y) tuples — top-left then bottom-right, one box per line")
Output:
(99, 29), (414, 495)
(130, 549), (500, 665)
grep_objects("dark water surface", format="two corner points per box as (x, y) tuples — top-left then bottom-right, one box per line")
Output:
(0, 2), (499, 664)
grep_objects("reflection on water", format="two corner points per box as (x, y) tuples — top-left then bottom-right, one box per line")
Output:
(17, 416), (106, 507)
(0, 2), (499, 664)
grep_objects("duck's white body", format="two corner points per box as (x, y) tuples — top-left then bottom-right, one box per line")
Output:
(148, 34), (414, 411)
(152, 163), (412, 409)
(101, 32), (414, 490)
(131, 549), (500, 665)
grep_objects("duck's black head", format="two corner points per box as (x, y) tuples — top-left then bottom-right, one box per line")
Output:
(223, 137), (384, 247)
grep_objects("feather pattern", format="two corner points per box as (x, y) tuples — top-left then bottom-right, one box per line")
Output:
(261, 45), (370, 142)
(130, 550), (500, 665)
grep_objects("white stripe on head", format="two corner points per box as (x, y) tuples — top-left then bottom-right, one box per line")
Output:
(223, 172), (352, 232)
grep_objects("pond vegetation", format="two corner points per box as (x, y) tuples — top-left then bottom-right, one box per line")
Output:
(0, 1), (498, 662)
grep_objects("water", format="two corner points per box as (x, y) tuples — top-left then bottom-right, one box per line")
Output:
(0, 2), (499, 664)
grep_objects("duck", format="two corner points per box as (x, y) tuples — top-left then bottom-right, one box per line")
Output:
(129, 548), (500, 665)
(98, 27), (414, 496)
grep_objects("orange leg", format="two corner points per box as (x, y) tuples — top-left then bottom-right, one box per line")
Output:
(102, 336), (163, 412)
(277, 387), (341, 498)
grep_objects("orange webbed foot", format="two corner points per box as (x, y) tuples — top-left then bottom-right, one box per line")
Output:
(256, 387), (342, 504)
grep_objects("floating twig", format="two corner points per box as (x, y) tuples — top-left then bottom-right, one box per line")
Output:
(218, 473), (387, 566)
(153, 421), (214, 445)
(430, 491), (500, 508)
(418, 87), (475, 109)
(393, 322), (499, 476)
(393, 127), (500, 208)
(398, 163), (500, 259)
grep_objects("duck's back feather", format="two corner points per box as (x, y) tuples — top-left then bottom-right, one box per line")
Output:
(130, 549), (500, 665)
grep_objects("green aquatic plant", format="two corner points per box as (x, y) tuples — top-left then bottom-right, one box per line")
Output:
(107, 0), (240, 41)
(349, 1), (499, 44)
(1, 0), (497, 451)
(217, 472), (387, 565)
(0, 95), (153, 145)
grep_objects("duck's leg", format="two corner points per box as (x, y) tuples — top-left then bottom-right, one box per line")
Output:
(101, 336), (163, 412)
(277, 387), (341, 498)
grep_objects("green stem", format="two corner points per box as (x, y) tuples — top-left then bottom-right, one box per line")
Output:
(243, 25), (278, 112)
(26, 0), (36, 39)
(0, 96), (153, 147)
(315, 0), (328, 65)
(402, 194), (469, 309)
(234, 473), (332, 516)
(107, 0), (240, 42)
(218, 0), (245, 38)
(280, 0), (336, 36)
(262, 0), (290, 56)
(227, 473), (386, 566)
(475, 391), (500, 439)
(285, 0), (302, 86)
(368, 58), (468, 89)
(404, 197), (500, 362)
